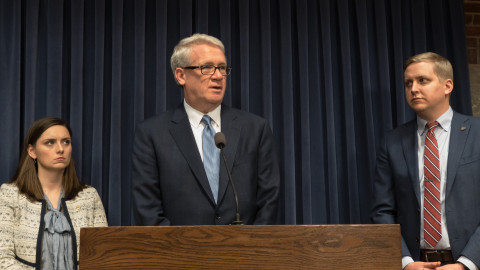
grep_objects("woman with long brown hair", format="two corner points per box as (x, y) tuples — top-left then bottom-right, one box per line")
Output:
(0, 117), (107, 269)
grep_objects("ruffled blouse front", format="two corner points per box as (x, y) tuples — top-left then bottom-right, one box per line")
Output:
(41, 192), (74, 270)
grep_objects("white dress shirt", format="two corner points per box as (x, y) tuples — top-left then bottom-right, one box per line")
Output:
(184, 100), (221, 161)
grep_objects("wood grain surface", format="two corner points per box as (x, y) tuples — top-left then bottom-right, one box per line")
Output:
(79, 225), (400, 269)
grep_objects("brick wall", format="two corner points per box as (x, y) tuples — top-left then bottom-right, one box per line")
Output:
(465, 0), (480, 116)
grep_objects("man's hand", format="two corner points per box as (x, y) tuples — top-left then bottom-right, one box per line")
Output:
(405, 261), (441, 270)
(436, 263), (467, 270)
(405, 262), (467, 270)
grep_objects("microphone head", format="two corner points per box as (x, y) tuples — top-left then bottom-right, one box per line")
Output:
(214, 132), (226, 149)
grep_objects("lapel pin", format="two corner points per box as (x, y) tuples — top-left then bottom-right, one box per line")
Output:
(76, 206), (81, 210)
(461, 126), (466, 131)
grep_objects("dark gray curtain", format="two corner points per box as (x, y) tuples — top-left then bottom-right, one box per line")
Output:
(0, 0), (470, 226)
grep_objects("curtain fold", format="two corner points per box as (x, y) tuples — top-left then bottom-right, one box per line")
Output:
(0, 0), (470, 226)
(0, 0), (21, 181)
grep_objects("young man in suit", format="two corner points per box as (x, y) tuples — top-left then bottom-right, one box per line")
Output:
(371, 52), (480, 270)
(132, 33), (280, 226)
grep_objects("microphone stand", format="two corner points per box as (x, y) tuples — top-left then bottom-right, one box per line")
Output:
(219, 147), (243, 225)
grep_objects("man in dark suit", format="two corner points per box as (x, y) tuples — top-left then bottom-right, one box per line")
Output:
(132, 33), (280, 226)
(371, 52), (480, 270)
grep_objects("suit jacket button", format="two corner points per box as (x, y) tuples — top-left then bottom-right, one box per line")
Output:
(216, 215), (221, 220)
(416, 237), (419, 242)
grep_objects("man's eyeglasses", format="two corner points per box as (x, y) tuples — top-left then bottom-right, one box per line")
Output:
(183, 65), (232, 76)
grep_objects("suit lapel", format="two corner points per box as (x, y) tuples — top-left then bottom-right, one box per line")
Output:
(217, 106), (240, 204)
(169, 104), (216, 204)
(402, 120), (421, 205)
(446, 112), (469, 198)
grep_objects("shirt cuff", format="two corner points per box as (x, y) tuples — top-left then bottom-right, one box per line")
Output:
(402, 256), (414, 269)
(458, 256), (478, 270)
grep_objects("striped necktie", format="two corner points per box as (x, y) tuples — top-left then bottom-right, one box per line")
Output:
(423, 121), (442, 248)
(201, 115), (220, 203)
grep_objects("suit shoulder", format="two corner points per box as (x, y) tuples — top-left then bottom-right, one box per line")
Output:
(137, 110), (175, 127)
(0, 182), (17, 192)
(451, 112), (480, 135)
(0, 183), (31, 208)
(0, 183), (20, 198)
(134, 107), (184, 137)
(469, 116), (480, 128)
(227, 107), (268, 124)
(76, 186), (100, 197)
(385, 119), (416, 137)
(454, 112), (480, 124)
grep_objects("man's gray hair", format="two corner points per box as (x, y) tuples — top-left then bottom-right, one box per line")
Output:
(170, 33), (225, 84)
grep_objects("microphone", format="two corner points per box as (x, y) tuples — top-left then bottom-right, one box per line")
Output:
(214, 132), (243, 225)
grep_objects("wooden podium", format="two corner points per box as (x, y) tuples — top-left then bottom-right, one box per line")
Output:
(79, 225), (400, 269)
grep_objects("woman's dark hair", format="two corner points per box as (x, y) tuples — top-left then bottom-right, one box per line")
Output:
(9, 117), (85, 201)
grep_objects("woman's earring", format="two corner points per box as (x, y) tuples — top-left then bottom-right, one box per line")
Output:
(33, 158), (37, 164)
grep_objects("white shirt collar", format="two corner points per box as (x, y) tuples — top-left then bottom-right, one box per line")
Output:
(183, 100), (221, 128)
(417, 106), (453, 135)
